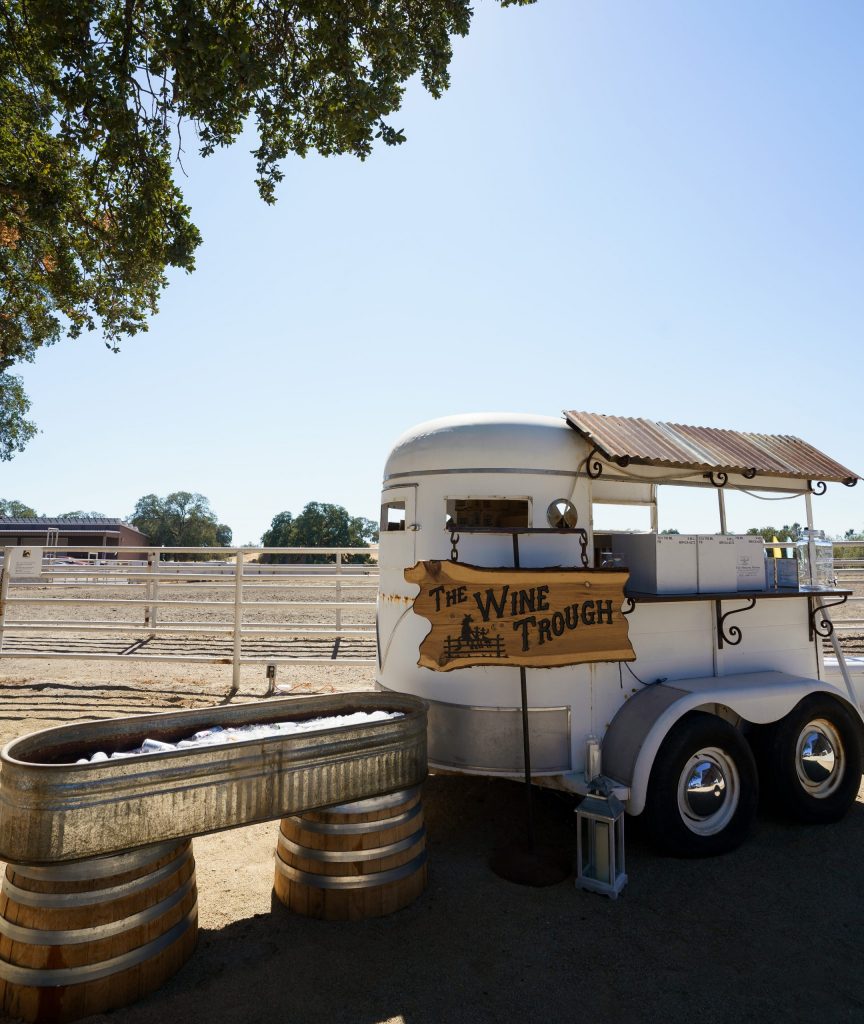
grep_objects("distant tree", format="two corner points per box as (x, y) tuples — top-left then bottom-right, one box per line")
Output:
(837, 529), (864, 561)
(56, 511), (107, 519)
(0, 498), (37, 517)
(261, 503), (377, 563)
(660, 529), (680, 535)
(746, 524), (804, 543)
(0, 378), (37, 461)
(1, 0), (533, 460)
(129, 492), (232, 558)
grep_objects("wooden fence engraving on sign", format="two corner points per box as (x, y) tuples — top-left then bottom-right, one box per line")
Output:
(404, 561), (635, 671)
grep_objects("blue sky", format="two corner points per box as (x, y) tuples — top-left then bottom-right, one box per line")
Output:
(3, 0), (862, 543)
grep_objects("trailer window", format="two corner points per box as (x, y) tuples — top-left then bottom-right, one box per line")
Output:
(592, 503), (653, 533)
(380, 501), (406, 532)
(445, 499), (530, 530)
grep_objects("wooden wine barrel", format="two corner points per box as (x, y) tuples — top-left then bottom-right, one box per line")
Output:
(274, 787), (427, 920)
(0, 840), (198, 1024)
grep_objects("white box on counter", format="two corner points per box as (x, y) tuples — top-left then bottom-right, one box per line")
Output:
(610, 533), (698, 594)
(736, 535), (766, 592)
(697, 535), (738, 593)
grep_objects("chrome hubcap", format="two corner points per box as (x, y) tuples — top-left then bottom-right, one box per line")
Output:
(796, 719), (844, 798)
(677, 747), (740, 836)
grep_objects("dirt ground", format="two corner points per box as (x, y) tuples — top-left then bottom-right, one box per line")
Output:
(0, 655), (863, 1024)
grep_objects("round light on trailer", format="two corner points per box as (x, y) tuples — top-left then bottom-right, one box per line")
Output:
(546, 499), (578, 529)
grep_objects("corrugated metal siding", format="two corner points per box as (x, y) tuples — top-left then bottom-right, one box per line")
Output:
(563, 411), (859, 483)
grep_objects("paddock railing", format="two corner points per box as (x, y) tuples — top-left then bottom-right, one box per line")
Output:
(1, 541), (861, 695)
(0, 545), (379, 696)
(775, 540), (864, 639)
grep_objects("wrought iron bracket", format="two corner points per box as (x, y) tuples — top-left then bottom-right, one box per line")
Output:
(742, 468), (757, 480)
(704, 471), (729, 488)
(807, 480), (827, 496)
(808, 594), (848, 642)
(715, 598), (756, 649)
(586, 448), (605, 480)
(621, 597), (636, 616)
(586, 449), (631, 480)
(844, 477), (858, 488)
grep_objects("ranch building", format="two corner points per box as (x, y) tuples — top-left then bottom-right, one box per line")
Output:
(0, 517), (149, 558)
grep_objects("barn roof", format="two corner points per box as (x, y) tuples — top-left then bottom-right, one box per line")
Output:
(562, 411), (859, 485)
(0, 517), (125, 527)
(0, 517), (148, 538)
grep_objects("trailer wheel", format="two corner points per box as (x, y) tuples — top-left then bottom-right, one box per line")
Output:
(766, 697), (863, 824)
(643, 713), (758, 857)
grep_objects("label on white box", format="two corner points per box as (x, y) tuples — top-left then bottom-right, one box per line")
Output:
(736, 536), (766, 592)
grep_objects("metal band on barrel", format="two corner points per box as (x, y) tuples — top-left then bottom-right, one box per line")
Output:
(274, 851), (426, 890)
(277, 828), (425, 864)
(324, 787), (418, 814)
(9, 841), (185, 881)
(0, 902), (197, 987)
(0, 874), (195, 945)
(286, 801), (422, 836)
(2, 845), (193, 908)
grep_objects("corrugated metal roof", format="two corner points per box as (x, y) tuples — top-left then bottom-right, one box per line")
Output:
(563, 411), (859, 484)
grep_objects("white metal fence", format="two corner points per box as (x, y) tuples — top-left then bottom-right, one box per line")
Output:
(1, 540), (861, 695)
(0, 545), (378, 696)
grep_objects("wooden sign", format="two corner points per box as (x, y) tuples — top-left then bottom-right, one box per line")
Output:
(404, 561), (635, 671)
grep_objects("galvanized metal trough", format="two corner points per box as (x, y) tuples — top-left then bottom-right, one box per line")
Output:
(0, 691), (428, 864)
(0, 691), (428, 1023)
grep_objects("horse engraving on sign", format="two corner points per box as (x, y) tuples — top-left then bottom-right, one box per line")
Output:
(405, 561), (635, 671)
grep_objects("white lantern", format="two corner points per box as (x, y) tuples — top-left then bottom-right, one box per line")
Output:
(575, 782), (627, 899)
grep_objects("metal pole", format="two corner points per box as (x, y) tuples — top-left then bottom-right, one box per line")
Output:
(0, 547), (11, 654)
(144, 550), (158, 628)
(827, 613), (857, 704)
(512, 533), (535, 849)
(230, 550), (244, 697)
(805, 491), (817, 587)
(718, 489), (728, 534)
(335, 551), (343, 635)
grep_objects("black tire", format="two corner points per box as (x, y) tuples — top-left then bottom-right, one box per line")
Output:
(643, 712), (758, 857)
(765, 696), (863, 824)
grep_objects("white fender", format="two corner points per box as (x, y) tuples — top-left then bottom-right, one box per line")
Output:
(601, 670), (862, 815)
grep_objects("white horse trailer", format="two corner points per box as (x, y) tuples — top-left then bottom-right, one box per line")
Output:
(376, 411), (862, 856)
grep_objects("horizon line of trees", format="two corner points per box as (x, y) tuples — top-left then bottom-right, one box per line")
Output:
(1, 496), (380, 561)
(4, 499), (862, 555)
(0, 500), (107, 518)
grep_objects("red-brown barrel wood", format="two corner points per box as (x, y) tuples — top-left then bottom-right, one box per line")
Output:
(274, 787), (427, 920)
(0, 840), (198, 1024)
